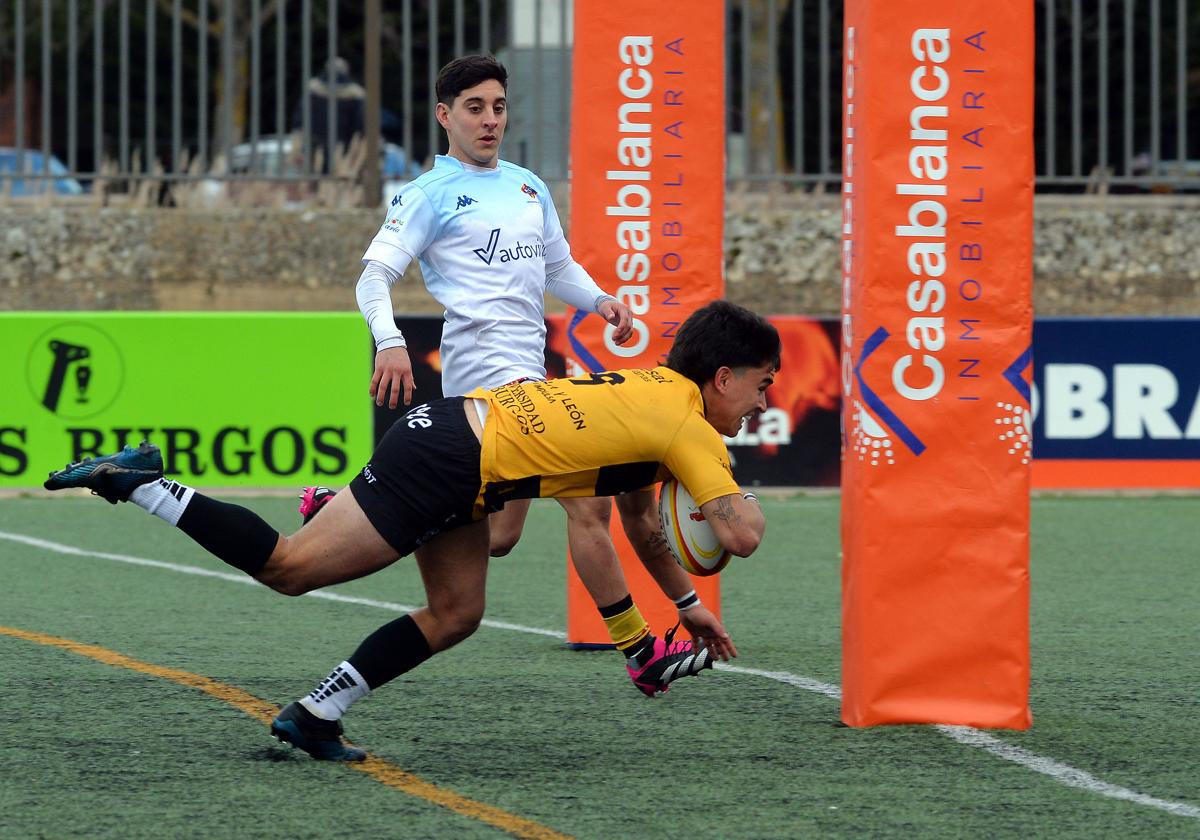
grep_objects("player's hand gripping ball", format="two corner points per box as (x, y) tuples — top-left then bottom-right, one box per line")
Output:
(657, 478), (733, 576)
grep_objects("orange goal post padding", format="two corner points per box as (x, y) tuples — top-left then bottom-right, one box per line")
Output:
(563, 3), (726, 646)
(840, 2), (1035, 728)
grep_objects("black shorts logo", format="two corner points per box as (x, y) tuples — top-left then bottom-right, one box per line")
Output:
(406, 403), (434, 429)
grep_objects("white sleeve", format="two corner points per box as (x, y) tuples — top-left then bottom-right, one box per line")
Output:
(544, 255), (616, 313)
(363, 181), (438, 265)
(356, 258), (412, 351)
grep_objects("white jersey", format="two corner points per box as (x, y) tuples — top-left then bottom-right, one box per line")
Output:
(363, 155), (575, 398)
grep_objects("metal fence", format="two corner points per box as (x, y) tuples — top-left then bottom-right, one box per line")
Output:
(0, 0), (1195, 203)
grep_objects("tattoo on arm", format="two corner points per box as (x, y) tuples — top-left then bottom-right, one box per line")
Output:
(710, 495), (742, 526)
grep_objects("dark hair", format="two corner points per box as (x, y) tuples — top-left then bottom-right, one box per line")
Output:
(665, 301), (781, 387)
(435, 55), (508, 106)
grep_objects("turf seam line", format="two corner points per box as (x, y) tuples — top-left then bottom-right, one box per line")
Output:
(3, 527), (1197, 821)
(0, 624), (573, 840)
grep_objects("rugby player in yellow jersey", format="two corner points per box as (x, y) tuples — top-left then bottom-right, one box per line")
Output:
(321, 53), (726, 704)
(44, 301), (780, 761)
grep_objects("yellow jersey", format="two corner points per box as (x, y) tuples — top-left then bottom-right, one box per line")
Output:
(466, 367), (740, 517)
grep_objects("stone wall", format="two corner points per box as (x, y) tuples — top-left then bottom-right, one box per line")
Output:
(2, 195), (1197, 315)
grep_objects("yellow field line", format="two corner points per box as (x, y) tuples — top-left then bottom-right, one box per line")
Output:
(0, 625), (572, 840)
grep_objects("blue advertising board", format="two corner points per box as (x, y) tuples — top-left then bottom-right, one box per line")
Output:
(1031, 318), (1200, 460)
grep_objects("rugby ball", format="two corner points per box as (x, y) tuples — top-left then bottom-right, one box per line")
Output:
(658, 478), (733, 576)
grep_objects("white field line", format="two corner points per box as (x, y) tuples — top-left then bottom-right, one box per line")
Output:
(935, 726), (1200, 818)
(0, 530), (562, 639)
(1, 528), (1197, 820)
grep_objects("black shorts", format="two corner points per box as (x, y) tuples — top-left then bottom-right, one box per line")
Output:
(348, 397), (482, 556)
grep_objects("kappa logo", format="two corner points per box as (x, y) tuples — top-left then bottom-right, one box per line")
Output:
(390, 193), (403, 207)
(455, 194), (478, 210)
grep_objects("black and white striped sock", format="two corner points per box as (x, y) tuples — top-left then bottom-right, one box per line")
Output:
(129, 478), (195, 526)
(299, 661), (371, 721)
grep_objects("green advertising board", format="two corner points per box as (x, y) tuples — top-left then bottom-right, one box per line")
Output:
(1, 313), (373, 489)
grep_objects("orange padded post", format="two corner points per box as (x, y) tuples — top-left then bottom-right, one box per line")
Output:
(563, 1), (726, 646)
(840, 2), (1034, 727)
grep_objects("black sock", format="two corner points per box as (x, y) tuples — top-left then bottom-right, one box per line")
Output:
(627, 634), (658, 667)
(598, 594), (657, 663)
(598, 594), (634, 618)
(348, 614), (434, 690)
(175, 493), (280, 576)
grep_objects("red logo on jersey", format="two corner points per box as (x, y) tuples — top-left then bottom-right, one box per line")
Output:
(521, 183), (538, 199)
(689, 511), (706, 522)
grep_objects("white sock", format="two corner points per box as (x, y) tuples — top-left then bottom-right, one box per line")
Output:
(128, 478), (195, 526)
(299, 661), (371, 721)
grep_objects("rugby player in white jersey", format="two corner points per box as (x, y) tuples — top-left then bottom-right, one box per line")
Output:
(301, 56), (735, 700)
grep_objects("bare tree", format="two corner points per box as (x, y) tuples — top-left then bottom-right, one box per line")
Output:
(159, 0), (281, 156)
(745, 0), (790, 177)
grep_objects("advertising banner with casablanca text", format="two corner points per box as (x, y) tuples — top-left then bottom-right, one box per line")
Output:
(839, 3), (1035, 728)
(564, 1), (727, 645)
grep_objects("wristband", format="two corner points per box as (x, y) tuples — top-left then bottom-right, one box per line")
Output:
(594, 293), (617, 313)
(742, 492), (759, 503)
(376, 333), (407, 351)
(673, 590), (701, 611)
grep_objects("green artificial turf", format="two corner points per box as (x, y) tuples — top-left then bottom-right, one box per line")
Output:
(0, 494), (1196, 838)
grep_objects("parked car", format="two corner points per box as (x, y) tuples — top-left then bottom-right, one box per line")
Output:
(0, 148), (86, 196)
(1128, 152), (1200, 193)
(225, 135), (422, 202)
